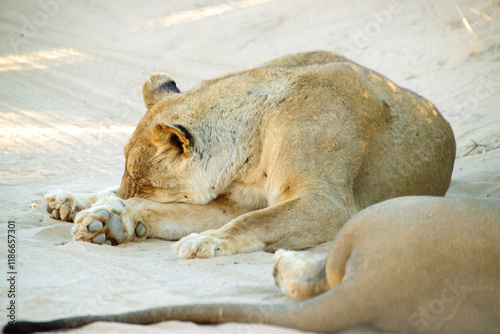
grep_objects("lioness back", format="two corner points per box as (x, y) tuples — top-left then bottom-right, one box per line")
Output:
(244, 51), (455, 211)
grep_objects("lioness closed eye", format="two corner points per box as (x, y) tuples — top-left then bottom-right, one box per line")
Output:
(44, 51), (455, 258)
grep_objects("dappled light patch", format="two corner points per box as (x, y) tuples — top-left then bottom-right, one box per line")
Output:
(0, 48), (88, 72)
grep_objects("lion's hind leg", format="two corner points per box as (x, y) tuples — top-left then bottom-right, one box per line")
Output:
(273, 249), (330, 301)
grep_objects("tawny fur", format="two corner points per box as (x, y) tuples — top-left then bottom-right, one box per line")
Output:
(44, 51), (455, 258)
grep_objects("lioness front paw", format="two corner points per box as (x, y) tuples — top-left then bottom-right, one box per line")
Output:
(72, 200), (146, 245)
(175, 231), (226, 259)
(44, 191), (87, 222)
(176, 230), (264, 259)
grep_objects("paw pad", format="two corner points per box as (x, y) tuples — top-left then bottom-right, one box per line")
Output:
(107, 214), (127, 244)
(91, 233), (106, 245)
(88, 221), (103, 232)
(86, 213), (127, 245)
(135, 222), (146, 238)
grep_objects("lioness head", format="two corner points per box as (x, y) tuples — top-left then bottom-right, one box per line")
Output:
(116, 69), (283, 206)
(116, 74), (211, 204)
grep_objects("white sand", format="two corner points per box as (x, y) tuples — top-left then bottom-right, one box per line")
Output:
(0, 0), (499, 333)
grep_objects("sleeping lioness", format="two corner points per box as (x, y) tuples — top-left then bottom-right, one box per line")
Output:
(42, 51), (455, 259)
(6, 197), (500, 333)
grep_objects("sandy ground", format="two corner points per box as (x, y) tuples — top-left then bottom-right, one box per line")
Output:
(0, 0), (499, 333)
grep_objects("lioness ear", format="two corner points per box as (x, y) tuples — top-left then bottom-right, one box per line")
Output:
(143, 73), (181, 110)
(152, 124), (193, 158)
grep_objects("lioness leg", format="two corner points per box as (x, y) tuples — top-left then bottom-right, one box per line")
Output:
(71, 195), (252, 245)
(176, 190), (354, 258)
